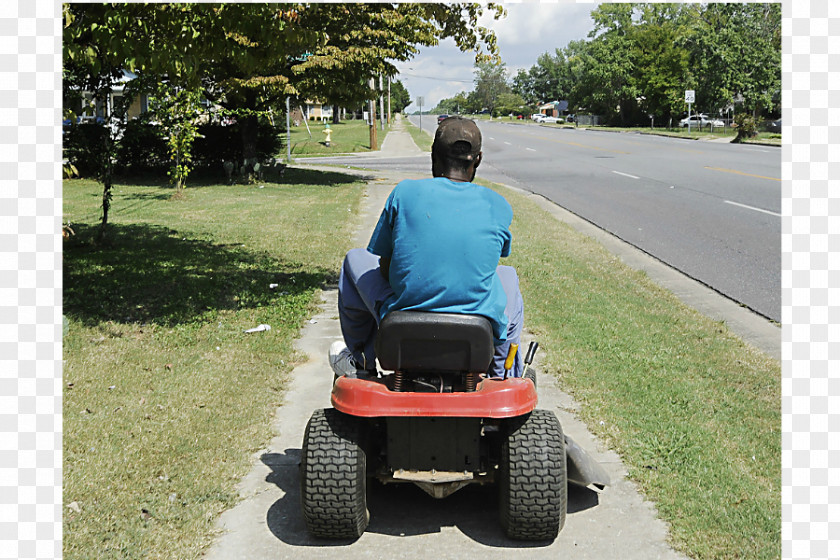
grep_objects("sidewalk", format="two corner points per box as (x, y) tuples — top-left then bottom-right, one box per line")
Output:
(202, 123), (689, 560)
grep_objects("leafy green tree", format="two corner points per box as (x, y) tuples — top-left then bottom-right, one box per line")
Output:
(63, 3), (505, 239)
(279, 3), (504, 126)
(149, 84), (203, 190)
(631, 4), (692, 123)
(63, 3), (220, 241)
(389, 79), (411, 114)
(684, 3), (781, 117)
(494, 92), (527, 117)
(434, 91), (470, 114)
(582, 3), (641, 125)
(472, 60), (510, 115)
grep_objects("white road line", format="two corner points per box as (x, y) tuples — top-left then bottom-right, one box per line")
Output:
(724, 200), (781, 217)
(526, 147), (536, 152)
(488, 137), (495, 141)
(612, 170), (640, 179)
(504, 141), (512, 146)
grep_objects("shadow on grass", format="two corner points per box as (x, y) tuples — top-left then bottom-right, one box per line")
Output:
(64, 222), (333, 327)
(111, 166), (367, 190)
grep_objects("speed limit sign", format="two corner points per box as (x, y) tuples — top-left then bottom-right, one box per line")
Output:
(685, 90), (695, 104)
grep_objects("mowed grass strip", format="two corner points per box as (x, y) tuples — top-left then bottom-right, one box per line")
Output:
(487, 182), (780, 560)
(286, 118), (390, 156)
(63, 169), (365, 559)
(402, 117), (433, 152)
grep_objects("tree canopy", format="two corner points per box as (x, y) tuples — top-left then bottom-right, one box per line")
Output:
(442, 2), (781, 126)
(389, 79), (411, 114)
(62, 2), (505, 238)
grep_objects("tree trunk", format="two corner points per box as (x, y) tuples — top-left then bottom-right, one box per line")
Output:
(332, 104), (340, 124)
(96, 127), (114, 244)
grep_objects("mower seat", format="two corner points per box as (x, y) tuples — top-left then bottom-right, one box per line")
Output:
(374, 311), (494, 373)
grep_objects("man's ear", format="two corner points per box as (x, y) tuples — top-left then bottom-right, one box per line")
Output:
(473, 152), (482, 169)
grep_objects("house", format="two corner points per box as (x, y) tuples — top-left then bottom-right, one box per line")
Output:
(63, 70), (151, 123)
(537, 100), (569, 118)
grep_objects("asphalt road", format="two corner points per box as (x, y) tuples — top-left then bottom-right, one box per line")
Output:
(408, 116), (782, 323)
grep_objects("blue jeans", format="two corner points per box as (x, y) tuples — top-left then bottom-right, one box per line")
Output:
(337, 248), (524, 377)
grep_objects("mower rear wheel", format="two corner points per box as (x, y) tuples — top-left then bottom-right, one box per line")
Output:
(300, 408), (368, 539)
(499, 409), (567, 540)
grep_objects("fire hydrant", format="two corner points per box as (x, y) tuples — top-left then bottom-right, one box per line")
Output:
(323, 124), (332, 147)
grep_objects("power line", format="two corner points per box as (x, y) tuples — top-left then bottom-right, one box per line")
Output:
(398, 71), (474, 84)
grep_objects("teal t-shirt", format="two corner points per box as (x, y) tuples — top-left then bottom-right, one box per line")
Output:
(367, 177), (513, 344)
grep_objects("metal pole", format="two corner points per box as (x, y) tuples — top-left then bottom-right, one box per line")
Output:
(687, 101), (692, 133)
(387, 76), (391, 123)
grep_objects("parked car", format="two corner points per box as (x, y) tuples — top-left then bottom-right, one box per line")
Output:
(437, 114), (449, 125)
(535, 115), (560, 124)
(679, 114), (724, 128)
(766, 118), (781, 133)
(530, 113), (543, 121)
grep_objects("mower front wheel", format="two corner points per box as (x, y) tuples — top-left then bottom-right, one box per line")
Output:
(300, 408), (368, 539)
(499, 409), (567, 540)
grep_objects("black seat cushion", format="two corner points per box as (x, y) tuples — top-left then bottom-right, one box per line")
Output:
(375, 311), (494, 373)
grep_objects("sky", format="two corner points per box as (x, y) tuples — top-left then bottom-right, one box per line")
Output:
(395, 2), (601, 113)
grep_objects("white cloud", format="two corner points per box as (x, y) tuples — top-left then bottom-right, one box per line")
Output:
(397, 2), (598, 112)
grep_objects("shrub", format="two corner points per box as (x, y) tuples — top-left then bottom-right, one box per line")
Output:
(115, 117), (169, 175)
(733, 113), (758, 143)
(63, 122), (108, 178)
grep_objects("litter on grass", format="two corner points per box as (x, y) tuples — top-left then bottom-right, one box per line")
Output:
(244, 324), (272, 333)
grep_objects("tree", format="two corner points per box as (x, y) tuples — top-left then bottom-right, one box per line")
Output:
(472, 60), (510, 115)
(389, 79), (411, 114)
(685, 3), (781, 117)
(436, 91), (471, 115)
(63, 3), (505, 239)
(285, 3), (504, 126)
(494, 92), (527, 117)
(631, 4), (692, 123)
(581, 3), (640, 125)
(63, 3), (223, 241)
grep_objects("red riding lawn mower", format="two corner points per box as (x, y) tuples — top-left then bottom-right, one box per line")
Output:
(300, 311), (609, 541)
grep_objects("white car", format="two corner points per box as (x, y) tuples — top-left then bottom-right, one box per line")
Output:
(530, 113), (543, 121)
(535, 115), (560, 124)
(679, 114), (725, 128)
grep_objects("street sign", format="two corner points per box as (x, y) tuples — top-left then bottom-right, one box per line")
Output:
(416, 96), (424, 107)
(685, 90), (695, 104)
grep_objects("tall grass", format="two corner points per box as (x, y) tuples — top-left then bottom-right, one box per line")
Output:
(490, 182), (781, 560)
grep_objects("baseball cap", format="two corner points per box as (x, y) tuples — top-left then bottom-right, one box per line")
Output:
(433, 116), (482, 161)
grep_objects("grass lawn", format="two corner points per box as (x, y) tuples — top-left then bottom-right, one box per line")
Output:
(403, 117), (432, 152)
(284, 118), (390, 157)
(63, 161), (779, 559)
(437, 114), (781, 146)
(63, 168), (365, 559)
(485, 180), (781, 560)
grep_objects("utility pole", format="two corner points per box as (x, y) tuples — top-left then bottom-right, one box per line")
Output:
(417, 96), (423, 132)
(379, 74), (385, 131)
(369, 78), (377, 150)
(387, 76), (391, 124)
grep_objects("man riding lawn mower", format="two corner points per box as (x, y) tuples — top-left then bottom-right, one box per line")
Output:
(300, 117), (609, 541)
